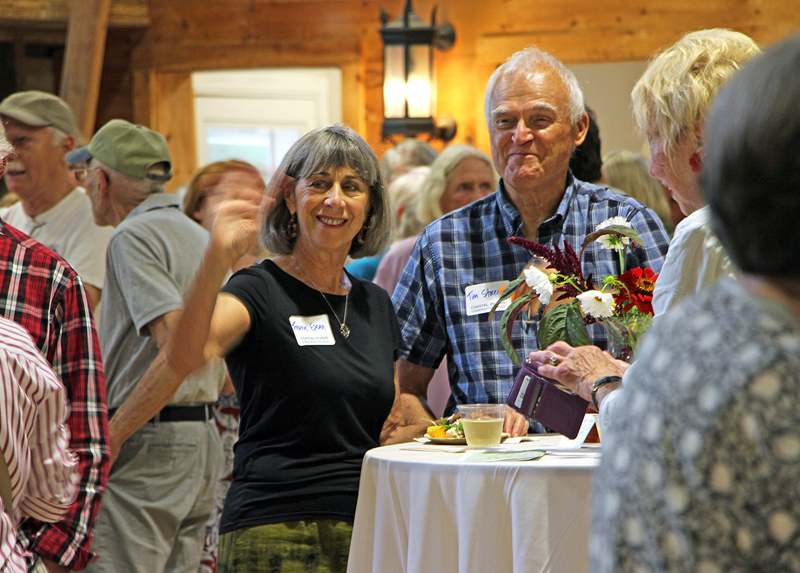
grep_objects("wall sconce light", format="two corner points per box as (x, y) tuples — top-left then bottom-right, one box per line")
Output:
(380, 0), (456, 142)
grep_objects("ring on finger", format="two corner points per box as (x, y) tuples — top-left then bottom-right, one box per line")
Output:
(549, 354), (558, 366)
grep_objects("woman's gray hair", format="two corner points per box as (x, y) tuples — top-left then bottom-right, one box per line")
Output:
(415, 144), (496, 224)
(484, 46), (585, 128)
(261, 123), (391, 258)
(632, 29), (760, 165)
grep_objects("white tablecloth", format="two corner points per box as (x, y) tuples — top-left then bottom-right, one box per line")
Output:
(347, 437), (599, 573)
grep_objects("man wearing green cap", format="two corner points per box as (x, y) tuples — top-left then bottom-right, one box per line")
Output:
(69, 119), (225, 573)
(0, 90), (113, 310)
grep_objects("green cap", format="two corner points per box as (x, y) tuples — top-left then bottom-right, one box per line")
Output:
(0, 90), (81, 139)
(66, 119), (172, 182)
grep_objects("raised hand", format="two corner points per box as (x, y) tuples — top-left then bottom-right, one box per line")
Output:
(209, 164), (271, 267)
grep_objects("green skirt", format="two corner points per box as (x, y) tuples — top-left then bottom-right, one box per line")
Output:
(217, 520), (353, 573)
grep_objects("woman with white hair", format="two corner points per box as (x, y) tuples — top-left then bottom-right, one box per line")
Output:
(593, 31), (800, 571)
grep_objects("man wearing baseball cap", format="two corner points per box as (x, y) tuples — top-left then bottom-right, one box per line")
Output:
(69, 119), (225, 573)
(0, 91), (113, 310)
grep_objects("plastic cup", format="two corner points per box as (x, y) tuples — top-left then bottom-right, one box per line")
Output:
(457, 403), (507, 447)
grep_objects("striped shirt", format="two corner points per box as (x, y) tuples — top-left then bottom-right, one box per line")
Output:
(0, 219), (109, 569)
(0, 317), (79, 573)
(392, 175), (670, 414)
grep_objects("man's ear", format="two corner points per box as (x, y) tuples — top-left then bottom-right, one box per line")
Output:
(96, 168), (111, 199)
(0, 156), (6, 179)
(573, 111), (589, 147)
(60, 134), (76, 156)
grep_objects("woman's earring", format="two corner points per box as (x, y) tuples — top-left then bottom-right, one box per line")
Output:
(689, 153), (703, 172)
(356, 225), (367, 246)
(286, 213), (298, 239)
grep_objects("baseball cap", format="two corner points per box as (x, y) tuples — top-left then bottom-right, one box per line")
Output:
(0, 90), (81, 138)
(66, 119), (173, 182)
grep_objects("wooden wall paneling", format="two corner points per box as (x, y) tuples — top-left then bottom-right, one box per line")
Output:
(133, 71), (196, 194)
(341, 61), (361, 134)
(113, 0), (800, 165)
(60, 0), (112, 140)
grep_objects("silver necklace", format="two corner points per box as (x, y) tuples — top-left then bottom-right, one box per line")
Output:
(290, 254), (350, 338)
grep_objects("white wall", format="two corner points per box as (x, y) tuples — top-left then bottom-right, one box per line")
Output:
(568, 61), (650, 158)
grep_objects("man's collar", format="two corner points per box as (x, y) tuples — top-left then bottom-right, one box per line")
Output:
(497, 171), (578, 237)
(125, 192), (181, 221)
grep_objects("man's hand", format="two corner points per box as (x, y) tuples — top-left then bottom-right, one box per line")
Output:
(504, 407), (529, 437)
(527, 341), (625, 403)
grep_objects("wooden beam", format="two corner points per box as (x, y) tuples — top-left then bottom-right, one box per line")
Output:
(59, 0), (111, 140)
(0, 0), (149, 27)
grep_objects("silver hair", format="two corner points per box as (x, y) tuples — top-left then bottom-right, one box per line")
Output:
(47, 127), (73, 148)
(415, 144), (496, 224)
(484, 46), (585, 128)
(94, 158), (168, 199)
(381, 138), (438, 183)
(261, 123), (391, 258)
(0, 126), (12, 160)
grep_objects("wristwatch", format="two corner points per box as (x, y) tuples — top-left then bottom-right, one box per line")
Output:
(591, 375), (622, 410)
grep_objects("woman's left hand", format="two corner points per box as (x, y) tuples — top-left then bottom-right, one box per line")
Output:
(528, 341), (625, 403)
(211, 165), (269, 266)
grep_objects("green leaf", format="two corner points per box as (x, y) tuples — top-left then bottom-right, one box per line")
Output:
(499, 293), (537, 365)
(538, 300), (589, 348)
(581, 225), (644, 249)
(489, 273), (528, 318)
(565, 301), (591, 346)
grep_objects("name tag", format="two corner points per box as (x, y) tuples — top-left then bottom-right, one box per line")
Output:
(465, 281), (510, 316)
(290, 315), (336, 346)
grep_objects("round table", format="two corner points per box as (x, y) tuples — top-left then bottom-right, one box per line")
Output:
(347, 437), (600, 573)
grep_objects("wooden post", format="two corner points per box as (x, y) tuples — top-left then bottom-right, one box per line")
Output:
(59, 0), (112, 142)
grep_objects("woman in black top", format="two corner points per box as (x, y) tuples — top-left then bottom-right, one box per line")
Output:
(166, 124), (413, 573)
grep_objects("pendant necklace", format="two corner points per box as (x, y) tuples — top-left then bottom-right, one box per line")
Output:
(290, 254), (350, 338)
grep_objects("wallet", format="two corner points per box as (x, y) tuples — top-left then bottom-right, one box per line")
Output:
(506, 361), (590, 439)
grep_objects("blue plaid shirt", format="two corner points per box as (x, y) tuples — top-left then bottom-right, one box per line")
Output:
(392, 174), (670, 415)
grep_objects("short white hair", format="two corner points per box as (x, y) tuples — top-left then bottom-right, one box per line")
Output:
(484, 46), (585, 129)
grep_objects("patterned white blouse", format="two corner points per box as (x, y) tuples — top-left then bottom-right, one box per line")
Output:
(592, 278), (800, 572)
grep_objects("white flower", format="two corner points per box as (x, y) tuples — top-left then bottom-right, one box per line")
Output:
(523, 266), (554, 305)
(596, 216), (633, 250)
(577, 290), (615, 318)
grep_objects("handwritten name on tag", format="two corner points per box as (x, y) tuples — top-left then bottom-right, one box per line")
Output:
(465, 281), (510, 316)
(290, 315), (336, 346)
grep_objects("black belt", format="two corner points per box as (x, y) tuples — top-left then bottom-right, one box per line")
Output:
(108, 404), (213, 423)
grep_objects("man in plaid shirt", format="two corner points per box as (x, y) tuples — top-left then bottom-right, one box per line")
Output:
(0, 121), (109, 570)
(393, 47), (670, 437)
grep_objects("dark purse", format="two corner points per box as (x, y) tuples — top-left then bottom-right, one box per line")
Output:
(506, 360), (589, 439)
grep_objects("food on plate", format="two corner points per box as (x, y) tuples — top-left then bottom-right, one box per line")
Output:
(425, 413), (464, 439)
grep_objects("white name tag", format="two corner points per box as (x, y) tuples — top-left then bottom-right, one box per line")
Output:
(290, 314), (336, 346)
(465, 281), (511, 316)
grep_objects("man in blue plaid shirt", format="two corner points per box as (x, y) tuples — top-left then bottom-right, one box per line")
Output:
(392, 47), (670, 436)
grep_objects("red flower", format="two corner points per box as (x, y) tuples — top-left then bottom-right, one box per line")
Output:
(614, 267), (659, 315)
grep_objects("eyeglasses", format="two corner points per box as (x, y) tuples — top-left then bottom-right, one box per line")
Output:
(70, 166), (101, 183)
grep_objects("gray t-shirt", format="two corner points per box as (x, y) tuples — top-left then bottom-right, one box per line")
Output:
(99, 193), (225, 409)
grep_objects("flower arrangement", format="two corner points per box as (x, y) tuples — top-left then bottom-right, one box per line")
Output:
(492, 217), (659, 364)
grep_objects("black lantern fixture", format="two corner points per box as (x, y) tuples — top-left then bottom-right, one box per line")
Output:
(380, 0), (456, 141)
